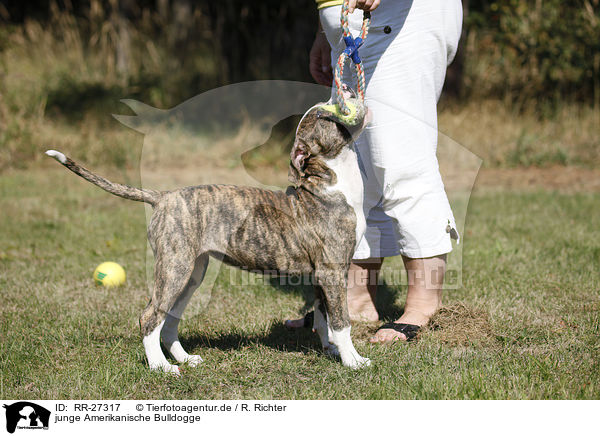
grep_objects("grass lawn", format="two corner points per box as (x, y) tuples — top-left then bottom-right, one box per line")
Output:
(0, 166), (598, 400)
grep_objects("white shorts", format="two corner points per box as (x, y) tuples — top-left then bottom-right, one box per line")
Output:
(320, 0), (463, 259)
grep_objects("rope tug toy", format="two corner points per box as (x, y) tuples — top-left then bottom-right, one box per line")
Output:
(333, 1), (371, 118)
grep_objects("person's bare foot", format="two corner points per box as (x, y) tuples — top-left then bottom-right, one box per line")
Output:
(368, 309), (432, 343)
(369, 255), (445, 343)
(284, 316), (311, 329)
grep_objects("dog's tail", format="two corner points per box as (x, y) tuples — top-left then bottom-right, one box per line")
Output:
(45, 150), (161, 206)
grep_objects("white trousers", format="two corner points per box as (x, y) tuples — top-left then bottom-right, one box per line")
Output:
(320, 0), (463, 259)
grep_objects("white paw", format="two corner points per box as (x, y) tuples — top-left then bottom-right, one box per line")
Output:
(323, 344), (340, 358)
(343, 356), (371, 370)
(184, 355), (204, 367)
(150, 363), (181, 376)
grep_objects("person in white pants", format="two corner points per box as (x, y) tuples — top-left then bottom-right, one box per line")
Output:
(287, 0), (463, 342)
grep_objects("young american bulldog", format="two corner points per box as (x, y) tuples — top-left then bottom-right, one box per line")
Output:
(46, 96), (371, 375)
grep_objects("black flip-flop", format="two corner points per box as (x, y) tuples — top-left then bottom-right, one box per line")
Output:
(374, 322), (420, 342)
(302, 311), (314, 328)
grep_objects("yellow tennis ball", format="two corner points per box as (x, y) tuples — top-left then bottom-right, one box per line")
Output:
(94, 262), (126, 287)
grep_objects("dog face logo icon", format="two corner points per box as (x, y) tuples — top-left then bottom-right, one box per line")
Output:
(2, 402), (50, 433)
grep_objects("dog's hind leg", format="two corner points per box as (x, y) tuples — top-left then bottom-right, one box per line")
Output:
(160, 254), (209, 367)
(140, 239), (197, 375)
(141, 313), (179, 375)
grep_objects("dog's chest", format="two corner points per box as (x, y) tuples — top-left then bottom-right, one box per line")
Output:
(324, 147), (366, 248)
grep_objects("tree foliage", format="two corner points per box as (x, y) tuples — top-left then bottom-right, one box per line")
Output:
(1, 0), (598, 106)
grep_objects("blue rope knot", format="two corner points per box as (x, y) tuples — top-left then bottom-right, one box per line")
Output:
(343, 35), (363, 64)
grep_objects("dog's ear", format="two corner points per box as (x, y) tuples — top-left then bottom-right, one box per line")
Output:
(288, 141), (310, 185)
(316, 98), (366, 129)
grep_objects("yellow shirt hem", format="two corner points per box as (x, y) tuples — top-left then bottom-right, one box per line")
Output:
(316, 0), (343, 9)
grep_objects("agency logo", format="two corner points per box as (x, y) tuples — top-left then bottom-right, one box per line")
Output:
(2, 402), (50, 434)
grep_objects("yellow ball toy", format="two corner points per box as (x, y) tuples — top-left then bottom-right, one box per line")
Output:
(93, 262), (126, 287)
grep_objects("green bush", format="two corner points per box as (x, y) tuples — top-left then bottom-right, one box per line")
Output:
(466, 0), (600, 106)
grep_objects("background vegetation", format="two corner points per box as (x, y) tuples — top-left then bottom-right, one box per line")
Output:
(466, 0), (600, 106)
(0, 0), (598, 170)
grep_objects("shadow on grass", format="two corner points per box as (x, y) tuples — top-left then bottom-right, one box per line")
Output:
(178, 279), (406, 357)
(181, 323), (321, 355)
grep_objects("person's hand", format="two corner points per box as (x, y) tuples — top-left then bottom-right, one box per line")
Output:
(309, 31), (333, 86)
(310, 0), (380, 85)
(348, 0), (380, 13)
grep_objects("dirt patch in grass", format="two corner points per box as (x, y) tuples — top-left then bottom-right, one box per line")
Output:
(351, 303), (497, 347)
(135, 159), (600, 195)
(474, 166), (600, 193)
(425, 303), (497, 347)
(440, 165), (600, 193)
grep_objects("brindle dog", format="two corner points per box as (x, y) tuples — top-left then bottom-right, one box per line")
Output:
(46, 97), (371, 374)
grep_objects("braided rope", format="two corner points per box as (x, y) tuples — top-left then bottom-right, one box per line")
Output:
(334, 1), (371, 115)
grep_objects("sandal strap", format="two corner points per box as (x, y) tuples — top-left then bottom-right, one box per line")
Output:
(303, 311), (315, 329)
(376, 322), (421, 341)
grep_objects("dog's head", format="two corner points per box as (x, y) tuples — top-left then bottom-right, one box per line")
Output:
(289, 95), (370, 187)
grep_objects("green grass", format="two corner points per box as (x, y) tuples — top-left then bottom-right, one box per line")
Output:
(1, 167), (599, 399)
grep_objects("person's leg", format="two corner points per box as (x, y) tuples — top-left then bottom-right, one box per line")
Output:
(346, 258), (382, 322)
(286, 254), (445, 340)
(369, 254), (446, 343)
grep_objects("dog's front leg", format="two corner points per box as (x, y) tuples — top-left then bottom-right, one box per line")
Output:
(315, 268), (371, 369)
(312, 293), (339, 358)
